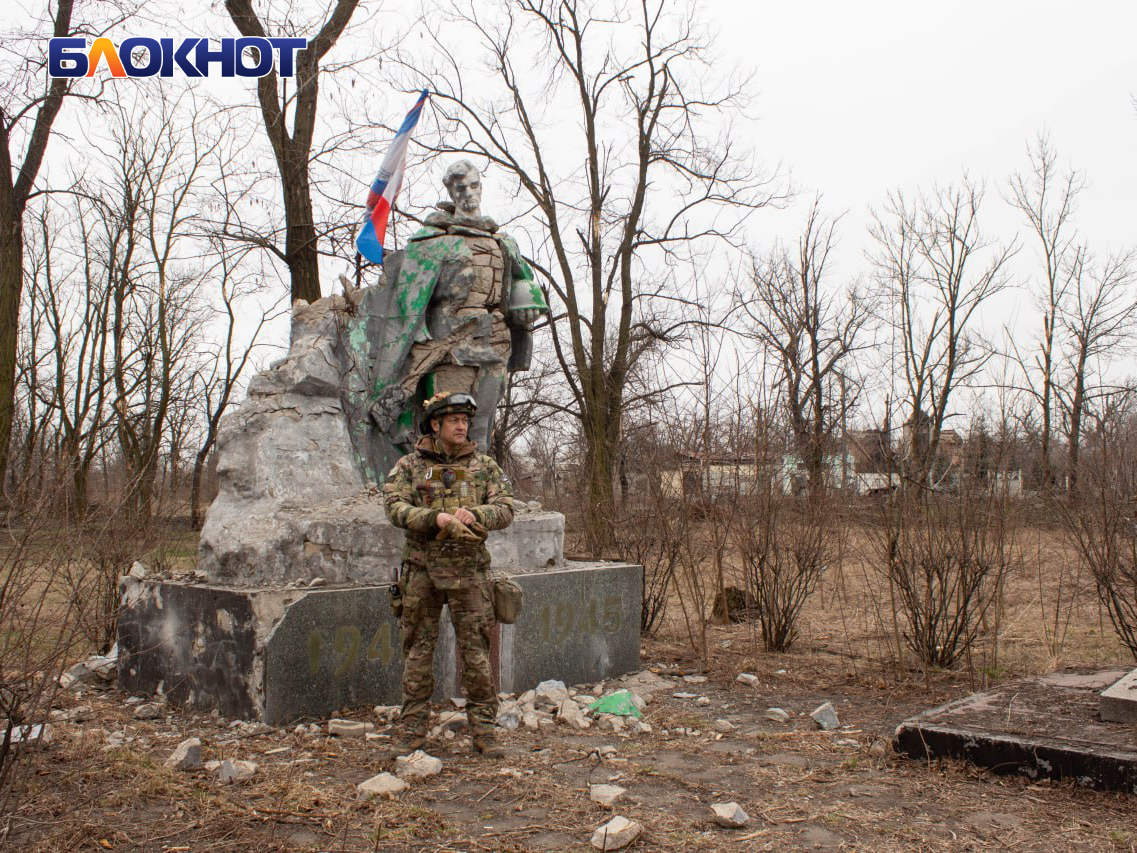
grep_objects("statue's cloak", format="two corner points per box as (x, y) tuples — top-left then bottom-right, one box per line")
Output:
(339, 215), (545, 483)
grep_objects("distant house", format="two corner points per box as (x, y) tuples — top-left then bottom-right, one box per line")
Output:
(661, 450), (757, 499)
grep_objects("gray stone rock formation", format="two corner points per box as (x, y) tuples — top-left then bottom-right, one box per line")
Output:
(197, 294), (563, 586)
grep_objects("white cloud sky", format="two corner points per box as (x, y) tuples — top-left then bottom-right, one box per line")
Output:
(717, 0), (1137, 261)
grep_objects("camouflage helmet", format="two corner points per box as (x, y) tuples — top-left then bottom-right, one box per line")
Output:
(421, 392), (478, 434)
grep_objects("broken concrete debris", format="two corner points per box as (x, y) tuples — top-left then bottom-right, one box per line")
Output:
(810, 701), (841, 731)
(589, 784), (627, 807)
(711, 801), (750, 828)
(327, 719), (374, 737)
(164, 737), (202, 771)
(395, 750), (443, 780)
(217, 759), (257, 783)
(357, 772), (408, 799)
(590, 815), (642, 850)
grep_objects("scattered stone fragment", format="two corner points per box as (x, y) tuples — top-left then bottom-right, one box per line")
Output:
(630, 692), (646, 712)
(374, 705), (401, 722)
(496, 711), (520, 731)
(293, 724), (307, 735)
(590, 784), (627, 807)
(711, 801), (750, 828)
(307, 723), (322, 736)
(682, 674), (708, 684)
(695, 696), (710, 706)
(307, 576), (328, 587)
(124, 696), (145, 705)
(672, 692), (700, 699)
(518, 690), (536, 706)
(765, 708), (791, 723)
(620, 670), (675, 696)
(590, 815), (642, 850)
(735, 673), (760, 687)
(165, 737), (202, 771)
(774, 669), (788, 676)
(835, 738), (859, 747)
(438, 710), (468, 732)
(597, 744), (618, 757)
(522, 712), (540, 731)
(535, 679), (570, 705)
(395, 750), (443, 779)
(9, 724), (51, 748)
(357, 772), (407, 799)
(810, 701), (841, 731)
(133, 702), (163, 720)
(217, 759), (257, 783)
(557, 698), (591, 729)
(63, 648), (118, 688)
(327, 719), (374, 737)
(204, 759), (221, 772)
(527, 500), (542, 511)
(49, 704), (94, 723)
(712, 719), (736, 733)
(626, 718), (652, 735)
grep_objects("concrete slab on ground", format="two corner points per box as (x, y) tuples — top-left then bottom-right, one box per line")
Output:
(894, 667), (1137, 793)
(1100, 668), (1137, 724)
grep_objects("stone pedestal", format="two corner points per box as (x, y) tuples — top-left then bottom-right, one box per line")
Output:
(121, 289), (642, 724)
(118, 562), (641, 725)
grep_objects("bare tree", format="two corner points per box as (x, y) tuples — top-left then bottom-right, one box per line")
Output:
(870, 179), (1015, 488)
(82, 95), (221, 521)
(225, 0), (363, 304)
(19, 202), (114, 516)
(1007, 133), (1084, 490)
(741, 200), (870, 494)
(1059, 248), (1137, 493)
(0, 0), (91, 495)
(400, 0), (781, 549)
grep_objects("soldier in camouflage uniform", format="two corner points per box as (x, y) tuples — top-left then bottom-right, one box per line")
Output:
(383, 392), (513, 758)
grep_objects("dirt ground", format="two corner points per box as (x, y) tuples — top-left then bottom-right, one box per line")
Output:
(4, 521), (1136, 852)
(5, 634), (1136, 853)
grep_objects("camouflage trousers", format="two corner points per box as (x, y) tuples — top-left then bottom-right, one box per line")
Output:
(399, 564), (497, 735)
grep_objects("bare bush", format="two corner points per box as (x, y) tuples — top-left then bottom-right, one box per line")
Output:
(612, 485), (687, 637)
(1060, 400), (1137, 658)
(0, 479), (92, 811)
(734, 491), (833, 653)
(876, 486), (1016, 669)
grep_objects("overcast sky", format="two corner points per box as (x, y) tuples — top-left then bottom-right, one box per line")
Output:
(715, 1), (1137, 282)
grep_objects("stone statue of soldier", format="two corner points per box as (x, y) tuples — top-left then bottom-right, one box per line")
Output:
(364, 160), (548, 462)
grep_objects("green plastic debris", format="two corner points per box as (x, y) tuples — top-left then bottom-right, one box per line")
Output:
(588, 689), (642, 718)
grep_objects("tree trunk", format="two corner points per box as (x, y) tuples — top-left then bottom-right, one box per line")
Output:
(282, 154), (320, 304)
(0, 222), (22, 499)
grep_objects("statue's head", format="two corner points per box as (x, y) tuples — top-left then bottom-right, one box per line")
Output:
(443, 160), (482, 217)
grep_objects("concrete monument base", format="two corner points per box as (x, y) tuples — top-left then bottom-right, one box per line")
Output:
(118, 561), (642, 725)
(894, 667), (1137, 793)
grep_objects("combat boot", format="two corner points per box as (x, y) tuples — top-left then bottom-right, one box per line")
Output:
(471, 731), (505, 759)
(383, 722), (428, 759)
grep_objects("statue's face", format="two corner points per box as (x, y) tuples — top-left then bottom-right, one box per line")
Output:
(446, 170), (482, 215)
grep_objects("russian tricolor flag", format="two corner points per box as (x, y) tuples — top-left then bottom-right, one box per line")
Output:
(356, 88), (429, 264)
